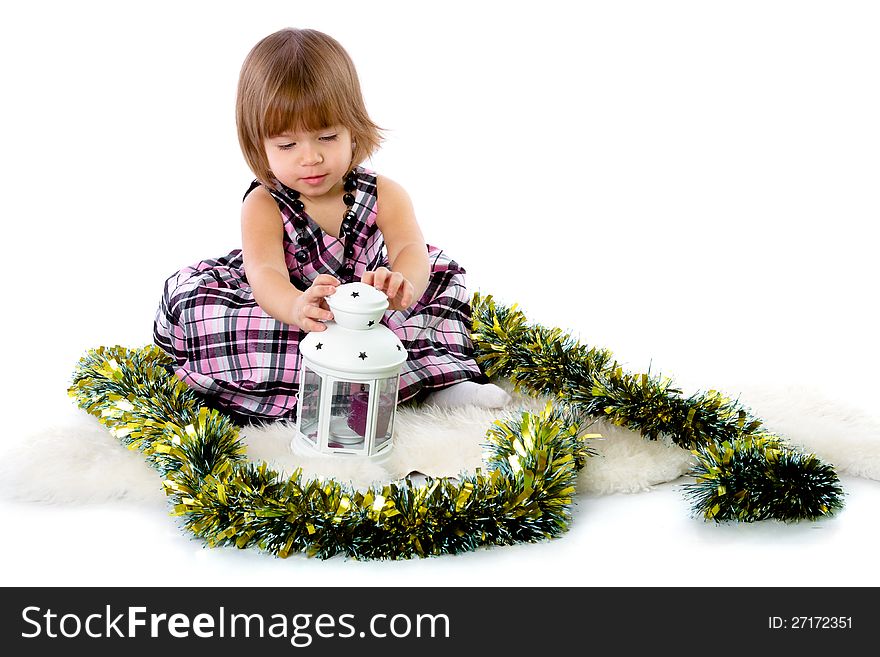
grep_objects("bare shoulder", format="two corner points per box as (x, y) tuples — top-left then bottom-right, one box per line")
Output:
(240, 184), (287, 277)
(376, 174), (414, 212)
(241, 184), (282, 230)
(374, 174), (423, 257)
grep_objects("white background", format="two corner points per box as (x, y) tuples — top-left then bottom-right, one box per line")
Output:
(1, 0), (878, 587)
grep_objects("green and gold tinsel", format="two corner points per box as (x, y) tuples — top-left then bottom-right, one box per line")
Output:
(470, 293), (844, 523)
(68, 294), (844, 560)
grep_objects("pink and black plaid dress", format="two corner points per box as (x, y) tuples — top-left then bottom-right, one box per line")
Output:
(153, 165), (484, 423)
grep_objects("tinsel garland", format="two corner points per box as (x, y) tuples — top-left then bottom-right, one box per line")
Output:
(69, 345), (594, 559)
(469, 293), (844, 522)
(67, 294), (844, 560)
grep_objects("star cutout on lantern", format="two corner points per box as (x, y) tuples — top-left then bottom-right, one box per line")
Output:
(358, 351), (368, 360)
(315, 343), (323, 350)
(396, 345), (401, 350)
(351, 291), (360, 298)
(368, 320), (375, 327)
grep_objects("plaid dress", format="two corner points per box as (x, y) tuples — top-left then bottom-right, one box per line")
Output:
(153, 165), (484, 423)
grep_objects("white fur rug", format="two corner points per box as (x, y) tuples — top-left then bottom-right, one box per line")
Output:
(3, 380), (879, 504)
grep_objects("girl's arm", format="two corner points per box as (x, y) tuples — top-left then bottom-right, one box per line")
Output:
(241, 186), (337, 330)
(373, 175), (430, 302)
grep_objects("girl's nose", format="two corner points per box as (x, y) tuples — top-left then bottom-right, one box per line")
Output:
(299, 144), (323, 166)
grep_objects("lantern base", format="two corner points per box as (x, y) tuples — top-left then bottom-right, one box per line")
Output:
(291, 431), (394, 466)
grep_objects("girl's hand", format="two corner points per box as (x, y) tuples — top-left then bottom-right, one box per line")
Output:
(362, 267), (415, 311)
(291, 274), (339, 332)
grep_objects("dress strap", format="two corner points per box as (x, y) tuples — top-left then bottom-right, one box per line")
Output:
(242, 180), (262, 202)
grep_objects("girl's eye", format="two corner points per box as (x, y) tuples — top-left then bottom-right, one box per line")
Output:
(277, 135), (335, 150)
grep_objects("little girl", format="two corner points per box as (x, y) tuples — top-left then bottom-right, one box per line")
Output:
(153, 27), (510, 424)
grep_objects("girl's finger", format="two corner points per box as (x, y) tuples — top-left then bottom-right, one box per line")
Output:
(306, 304), (333, 321)
(385, 275), (402, 300)
(373, 268), (387, 290)
(306, 320), (327, 332)
(401, 286), (413, 308)
(314, 274), (341, 286)
(361, 271), (374, 285)
(309, 284), (337, 299)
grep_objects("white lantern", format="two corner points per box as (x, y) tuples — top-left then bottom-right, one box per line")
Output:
(292, 281), (407, 463)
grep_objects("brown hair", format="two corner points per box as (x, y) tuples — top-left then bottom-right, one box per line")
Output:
(236, 28), (383, 188)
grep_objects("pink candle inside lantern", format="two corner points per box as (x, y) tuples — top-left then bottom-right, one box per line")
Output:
(348, 390), (393, 437)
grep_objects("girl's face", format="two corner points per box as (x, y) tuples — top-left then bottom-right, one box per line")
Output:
(263, 124), (354, 199)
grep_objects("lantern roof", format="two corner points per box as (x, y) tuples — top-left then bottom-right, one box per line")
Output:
(301, 283), (407, 376)
(326, 282), (388, 328)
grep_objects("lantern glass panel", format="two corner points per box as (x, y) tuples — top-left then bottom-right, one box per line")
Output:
(329, 380), (370, 449)
(373, 375), (398, 450)
(298, 366), (321, 445)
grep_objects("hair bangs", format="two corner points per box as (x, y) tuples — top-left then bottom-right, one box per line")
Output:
(263, 70), (349, 138)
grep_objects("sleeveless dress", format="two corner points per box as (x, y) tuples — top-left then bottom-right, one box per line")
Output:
(153, 165), (485, 423)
